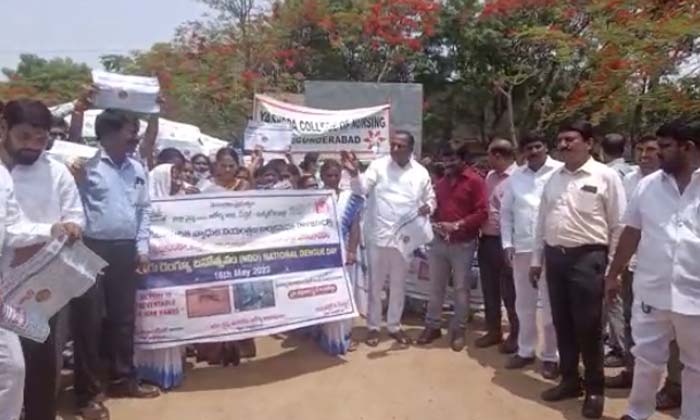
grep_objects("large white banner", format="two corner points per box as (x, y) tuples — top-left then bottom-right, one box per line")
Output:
(135, 190), (357, 349)
(252, 94), (391, 159)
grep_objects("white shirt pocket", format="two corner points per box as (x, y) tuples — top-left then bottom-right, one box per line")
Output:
(574, 188), (598, 214)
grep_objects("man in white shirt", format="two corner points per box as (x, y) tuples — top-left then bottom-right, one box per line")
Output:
(501, 133), (562, 378)
(476, 139), (519, 353)
(343, 130), (435, 346)
(605, 119), (700, 420)
(0, 99), (84, 420)
(0, 103), (75, 420)
(530, 121), (626, 419)
(606, 134), (660, 391)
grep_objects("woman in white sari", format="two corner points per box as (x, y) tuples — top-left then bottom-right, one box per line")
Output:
(134, 163), (193, 390)
(316, 159), (366, 355)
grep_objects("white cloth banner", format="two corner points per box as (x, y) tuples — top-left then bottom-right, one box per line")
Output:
(135, 190), (357, 349)
(0, 238), (106, 342)
(252, 94), (390, 159)
(92, 70), (161, 114)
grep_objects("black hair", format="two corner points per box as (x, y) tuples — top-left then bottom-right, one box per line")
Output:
(2, 99), (52, 130)
(95, 109), (138, 140)
(268, 158), (289, 173)
(299, 152), (320, 172)
(440, 144), (470, 161)
(636, 134), (658, 145)
(519, 132), (548, 150)
(602, 133), (626, 157)
(156, 148), (186, 165)
(215, 147), (240, 165)
(656, 119), (700, 146)
(558, 120), (594, 141)
(320, 159), (342, 175)
(393, 130), (415, 148)
(287, 163), (301, 177)
(51, 115), (68, 129)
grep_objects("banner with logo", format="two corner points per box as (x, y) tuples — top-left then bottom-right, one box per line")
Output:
(135, 190), (357, 349)
(252, 94), (391, 159)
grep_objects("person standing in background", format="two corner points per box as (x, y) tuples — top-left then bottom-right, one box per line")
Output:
(475, 139), (519, 354)
(416, 145), (487, 352)
(342, 130), (435, 347)
(500, 133), (562, 379)
(530, 121), (626, 419)
(600, 133), (635, 369)
(605, 135), (660, 390)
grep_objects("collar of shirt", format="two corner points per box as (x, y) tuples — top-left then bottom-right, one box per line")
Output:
(562, 156), (597, 176)
(523, 156), (559, 175)
(98, 149), (134, 171)
(607, 158), (627, 167)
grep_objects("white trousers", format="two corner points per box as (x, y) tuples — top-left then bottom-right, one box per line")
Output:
(627, 300), (700, 420)
(368, 246), (409, 333)
(513, 252), (557, 362)
(0, 328), (25, 420)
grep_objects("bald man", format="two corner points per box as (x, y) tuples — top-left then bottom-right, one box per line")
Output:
(476, 139), (519, 353)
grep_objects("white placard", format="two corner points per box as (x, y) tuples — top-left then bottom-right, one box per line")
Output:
(244, 122), (294, 152)
(92, 70), (160, 114)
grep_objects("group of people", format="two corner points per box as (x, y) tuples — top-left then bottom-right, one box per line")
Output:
(340, 120), (700, 420)
(0, 91), (699, 420)
(0, 96), (366, 420)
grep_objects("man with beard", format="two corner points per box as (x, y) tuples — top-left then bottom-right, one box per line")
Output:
(530, 121), (626, 419)
(605, 135), (660, 391)
(0, 99), (84, 420)
(500, 133), (562, 378)
(605, 119), (700, 420)
(416, 145), (487, 351)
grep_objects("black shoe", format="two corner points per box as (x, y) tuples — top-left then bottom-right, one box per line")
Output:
(450, 331), (466, 352)
(541, 381), (583, 402)
(604, 351), (625, 368)
(365, 330), (381, 347)
(605, 370), (633, 389)
(416, 327), (442, 345)
(505, 355), (535, 370)
(108, 380), (160, 399)
(474, 331), (502, 348)
(498, 334), (518, 354)
(581, 394), (604, 419)
(656, 381), (682, 411)
(389, 330), (412, 345)
(541, 361), (560, 380)
(620, 416), (638, 420)
(76, 401), (110, 420)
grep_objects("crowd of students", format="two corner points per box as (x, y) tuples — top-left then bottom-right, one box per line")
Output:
(1, 92), (700, 420)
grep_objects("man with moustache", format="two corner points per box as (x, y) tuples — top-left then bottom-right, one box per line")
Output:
(530, 121), (626, 419)
(342, 130), (435, 347)
(605, 135), (660, 390)
(500, 133), (562, 378)
(605, 119), (700, 420)
(0, 100), (77, 420)
(0, 99), (84, 420)
(416, 145), (487, 351)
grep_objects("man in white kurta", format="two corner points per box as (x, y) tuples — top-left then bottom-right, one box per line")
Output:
(605, 120), (700, 420)
(500, 134), (562, 378)
(345, 130), (435, 346)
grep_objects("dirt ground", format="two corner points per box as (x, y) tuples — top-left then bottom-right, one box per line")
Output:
(57, 320), (678, 420)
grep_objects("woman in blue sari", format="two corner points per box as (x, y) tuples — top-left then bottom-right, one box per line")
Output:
(316, 159), (365, 355)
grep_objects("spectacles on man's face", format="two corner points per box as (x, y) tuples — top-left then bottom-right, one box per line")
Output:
(49, 131), (68, 141)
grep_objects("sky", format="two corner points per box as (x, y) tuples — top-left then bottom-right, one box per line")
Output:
(0, 0), (210, 73)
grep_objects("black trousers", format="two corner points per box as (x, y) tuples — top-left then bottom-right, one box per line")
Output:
(71, 238), (138, 405)
(545, 245), (606, 395)
(621, 269), (635, 371)
(478, 235), (518, 335)
(21, 308), (69, 420)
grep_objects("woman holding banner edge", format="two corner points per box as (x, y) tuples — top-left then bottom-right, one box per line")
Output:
(315, 159), (365, 354)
